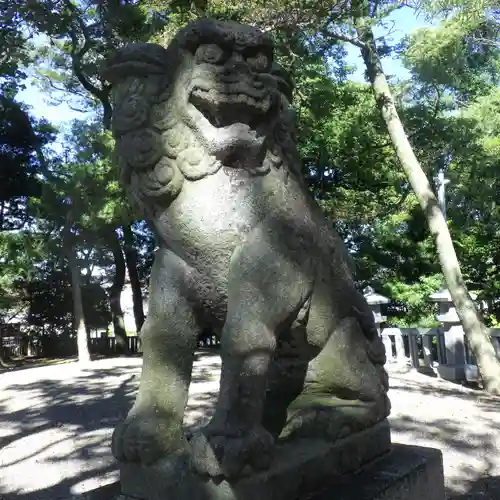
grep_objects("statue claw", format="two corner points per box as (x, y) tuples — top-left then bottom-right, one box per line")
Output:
(112, 409), (188, 465)
(189, 425), (274, 479)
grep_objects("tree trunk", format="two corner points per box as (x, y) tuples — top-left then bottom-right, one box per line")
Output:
(355, 23), (500, 394)
(67, 244), (91, 364)
(0, 201), (4, 231)
(122, 224), (145, 334)
(107, 228), (129, 355)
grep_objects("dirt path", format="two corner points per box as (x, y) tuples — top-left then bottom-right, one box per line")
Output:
(0, 353), (498, 499)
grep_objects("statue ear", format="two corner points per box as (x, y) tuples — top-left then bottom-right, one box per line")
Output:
(270, 63), (294, 102)
(101, 43), (169, 83)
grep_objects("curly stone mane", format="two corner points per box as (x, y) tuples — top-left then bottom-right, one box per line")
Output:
(103, 18), (301, 216)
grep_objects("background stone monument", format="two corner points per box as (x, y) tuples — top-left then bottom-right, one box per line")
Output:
(102, 17), (445, 500)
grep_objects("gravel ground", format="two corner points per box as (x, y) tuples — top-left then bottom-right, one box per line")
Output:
(0, 353), (498, 499)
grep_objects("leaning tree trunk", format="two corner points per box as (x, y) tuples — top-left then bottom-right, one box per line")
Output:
(355, 22), (500, 394)
(122, 224), (145, 333)
(107, 228), (129, 355)
(67, 243), (91, 364)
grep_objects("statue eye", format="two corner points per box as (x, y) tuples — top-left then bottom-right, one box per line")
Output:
(196, 44), (226, 64)
(246, 53), (270, 72)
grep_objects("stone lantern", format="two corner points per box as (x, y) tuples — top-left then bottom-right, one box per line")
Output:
(363, 286), (390, 333)
(429, 288), (473, 381)
(363, 287), (394, 362)
(363, 286), (405, 363)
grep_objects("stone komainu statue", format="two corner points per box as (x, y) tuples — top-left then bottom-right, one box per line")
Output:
(102, 18), (390, 480)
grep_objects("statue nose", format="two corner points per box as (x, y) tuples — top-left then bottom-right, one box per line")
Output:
(224, 53), (249, 74)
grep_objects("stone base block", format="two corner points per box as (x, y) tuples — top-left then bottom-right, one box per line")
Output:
(465, 364), (479, 383)
(312, 443), (445, 500)
(119, 420), (391, 500)
(436, 364), (466, 382)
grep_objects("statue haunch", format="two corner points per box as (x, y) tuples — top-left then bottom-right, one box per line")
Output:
(103, 18), (390, 480)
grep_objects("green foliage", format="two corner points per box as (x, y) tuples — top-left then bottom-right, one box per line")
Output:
(298, 80), (405, 222)
(26, 266), (73, 333)
(26, 264), (111, 335)
(0, 98), (55, 223)
(33, 118), (129, 234)
(397, 3), (500, 323)
(384, 274), (443, 327)
(402, 20), (500, 101)
(0, 3), (34, 96)
(0, 232), (46, 321)
(0, 27), (57, 323)
(1, 0), (163, 123)
(287, 44), (441, 324)
(2, 0), (499, 334)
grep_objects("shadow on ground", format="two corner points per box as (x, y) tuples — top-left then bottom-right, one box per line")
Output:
(389, 373), (500, 499)
(1, 355), (499, 499)
(0, 362), (138, 499)
(448, 476), (500, 499)
(446, 476), (500, 499)
(0, 352), (220, 500)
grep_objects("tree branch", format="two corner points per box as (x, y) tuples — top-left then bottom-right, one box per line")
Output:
(467, 36), (500, 48)
(37, 72), (74, 95)
(68, 102), (90, 113)
(328, 31), (367, 48)
(65, 1), (112, 128)
(371, 0), (381, 17)
(4, 304), (27, 324)
(431, 84), (442, 119)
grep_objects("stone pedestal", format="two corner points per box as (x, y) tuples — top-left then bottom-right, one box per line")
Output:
(119, 420), (392, 500)
(312, 443), (445, 500)
(116, 421), (445, 500)
(59, 442), (445, 500)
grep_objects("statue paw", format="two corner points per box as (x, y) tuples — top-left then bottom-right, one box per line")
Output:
(280, 408), (354, 441)
(189, 425), (275, 479)
(282, 397), (388, 441)
(112, 411), (187, 465)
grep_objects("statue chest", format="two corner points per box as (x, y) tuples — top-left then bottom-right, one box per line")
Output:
(155, 168), (274, 266)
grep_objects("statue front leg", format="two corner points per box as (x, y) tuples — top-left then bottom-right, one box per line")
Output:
(190, 229), (314, 479)
(190, 314), (278, 478)
(112, 247), (199, 465)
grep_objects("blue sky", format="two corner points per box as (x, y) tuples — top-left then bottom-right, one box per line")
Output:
(346, 7), (434, 81)
(17, 7), (434, 130)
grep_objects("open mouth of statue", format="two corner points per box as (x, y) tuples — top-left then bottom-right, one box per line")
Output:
(189, 85), (272, 129)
